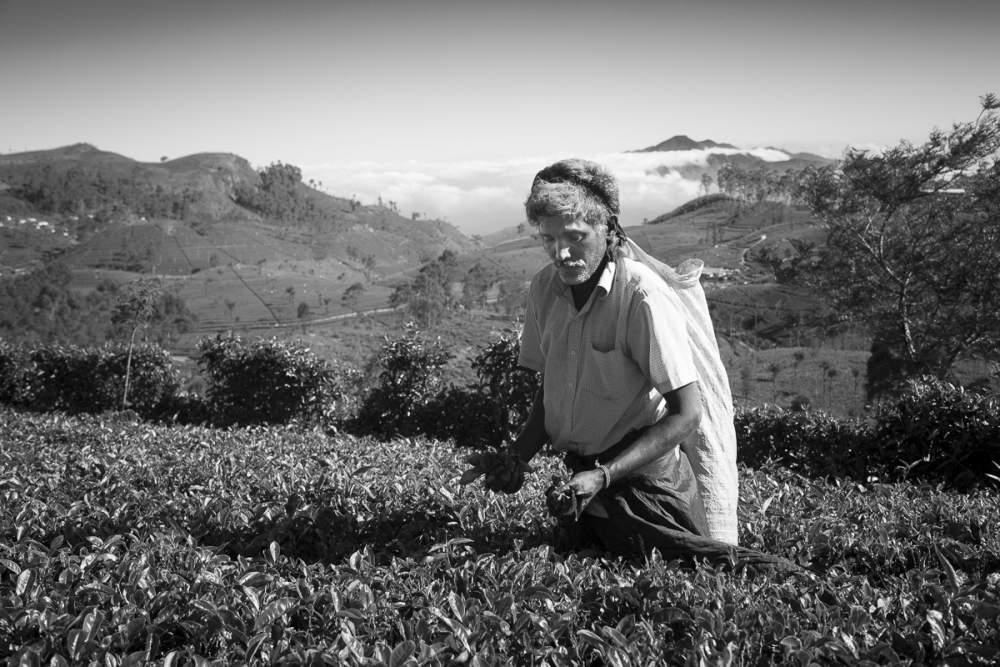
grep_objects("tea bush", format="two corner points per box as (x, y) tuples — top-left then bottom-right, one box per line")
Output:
(468, 330), (539, 443)
(873, 376), (1000, 490)
(735, 407), (874, 480)
(7, 342), (180, 419)
(425, 330), (540, 449)
(0, 339), (29, 406)
(737, 377), (1000, 489)
(354, 323), (452, 438)
(2, 407), (998, 665)
(197, 334), (358, 427)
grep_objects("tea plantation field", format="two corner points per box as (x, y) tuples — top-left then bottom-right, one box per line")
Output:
(2, 408), (999, 665)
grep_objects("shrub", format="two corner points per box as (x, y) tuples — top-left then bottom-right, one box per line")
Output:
(197, 334), (356, 427)
(430, 330), (540, 449)
(423, 385), (499, 446)
(160, 389), (212, 426)
(0, 339), (30, 406)
(873, 376), (1000, 489)
(23, 342), (180, 419)
(354, 323), (452, 437)
(737, 377), (1000, 490)
(735, 407), (874, 480)
(471, 330), (539, 435)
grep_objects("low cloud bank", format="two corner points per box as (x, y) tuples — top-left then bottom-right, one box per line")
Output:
(306, 147), (793, 236)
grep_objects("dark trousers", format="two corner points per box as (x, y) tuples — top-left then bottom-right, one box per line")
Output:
(564, 433), (802, 573)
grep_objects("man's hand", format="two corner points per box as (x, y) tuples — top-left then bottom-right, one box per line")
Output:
(460, 450), (532, 494)
(485, 454), (532, 494)
(566, 469), (605, 510)
(545, 468), (606, 522)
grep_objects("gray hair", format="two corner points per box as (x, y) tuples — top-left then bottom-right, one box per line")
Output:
(524, 159), (620, 228)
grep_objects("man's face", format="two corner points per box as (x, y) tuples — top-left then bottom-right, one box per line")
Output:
(536, 215), (608, 285)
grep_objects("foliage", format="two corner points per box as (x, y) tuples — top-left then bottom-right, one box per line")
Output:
(341, 282), (365, 311)
(0, 339), (30, 406)
(737, 376), (1000, 490)
(10, 342), (180, 419)
(0, 264), (196, 347)
(2, 407), (999, 664)
(446, 330), (539, 448)
(716, 164), (800, 206)
(2, 159), (201, 219)
(496, 278), (529, 318)
(233, 161), (325, 225)
(354, 323), (453, 438)
(461, 262), (495, 309)
(797, 94), (1000, 386)
(111, 279), (195, 345)
(872, 376), (1000, 490)
(0, 263), (118, 345)
(735, 407), (874, 480)
(390, 250), (460, 327)
(111, 278), (164, 410)
(354, 328), (538, 449)
(470, 331), (538, 422)
(196, 334), (358, 428)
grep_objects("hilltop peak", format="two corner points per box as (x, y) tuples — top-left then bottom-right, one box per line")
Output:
(67, 142), (101, 152)
(633, 135), (739, 153)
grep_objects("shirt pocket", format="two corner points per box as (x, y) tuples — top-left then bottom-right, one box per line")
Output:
(579, 346), (641, 400)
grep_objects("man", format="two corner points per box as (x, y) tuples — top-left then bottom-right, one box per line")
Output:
(487, 159), (793, 569)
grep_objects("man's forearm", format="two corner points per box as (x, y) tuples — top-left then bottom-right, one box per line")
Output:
(604, 382), (701, 483)
(510, 386), (548, 462)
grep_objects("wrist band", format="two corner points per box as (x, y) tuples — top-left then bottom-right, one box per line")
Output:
(595, 463), (612, 489)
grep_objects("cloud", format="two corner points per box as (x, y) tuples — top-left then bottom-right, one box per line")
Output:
(304, 146), (795, 236)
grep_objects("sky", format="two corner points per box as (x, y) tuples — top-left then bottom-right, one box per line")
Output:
(1, 0), (997, 234)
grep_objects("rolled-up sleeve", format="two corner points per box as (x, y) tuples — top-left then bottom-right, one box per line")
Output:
(627, 286), (697, 396)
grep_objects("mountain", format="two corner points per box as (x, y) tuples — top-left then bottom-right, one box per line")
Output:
(633, 135), (738, 152)
(627, 135), (835, 184)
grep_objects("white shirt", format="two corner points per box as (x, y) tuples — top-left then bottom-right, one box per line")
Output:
(518, 256), (699, 459)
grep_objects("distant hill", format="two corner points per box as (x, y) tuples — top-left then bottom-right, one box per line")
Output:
(478, 224), (530, 248)
(0, 143), (477, 275)
(0, 143), (484, 346)
(633, 135), (738, 152)
(626, 134), (835, 183)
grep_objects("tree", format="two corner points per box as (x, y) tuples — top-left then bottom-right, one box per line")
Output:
(767, 361), (782, 401)
(233, 161), (304, 222)
(462, 262), (494, 309)
(297, 301), (311, 332)
(700, 172), (713, 196)
(342, 282), (365, 312)
(391, 250), (460, 326)
(111, 278), (161, 410)
(362, 255), (377, 279)
(496, 278), (528, 318)
(798, 94), (1000, 393)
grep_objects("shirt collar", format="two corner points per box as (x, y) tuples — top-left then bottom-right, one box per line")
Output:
(555, 258), (617, 299)
(597, 259), (616, 296)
